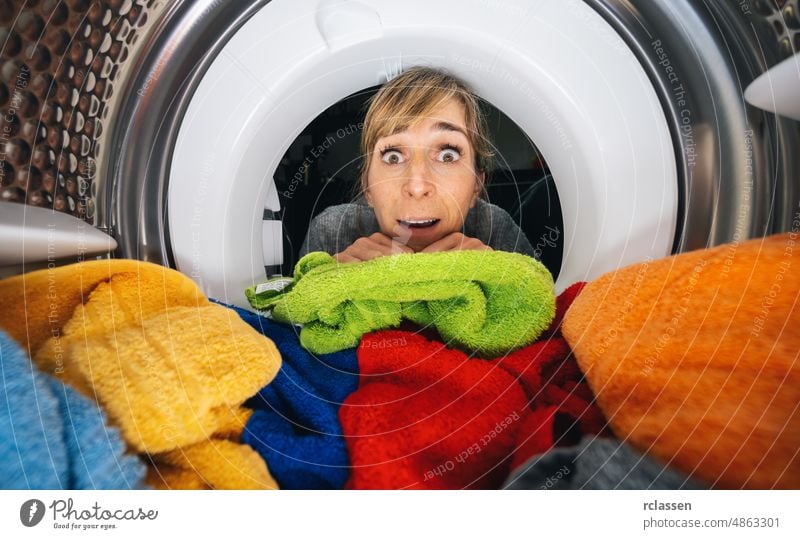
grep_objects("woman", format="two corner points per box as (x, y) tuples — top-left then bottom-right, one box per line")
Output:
(299, 66), (536, 263)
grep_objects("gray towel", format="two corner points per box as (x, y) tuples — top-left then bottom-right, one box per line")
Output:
(503, 436), (708, 490)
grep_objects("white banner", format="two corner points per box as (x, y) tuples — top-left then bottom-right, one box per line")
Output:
(1, 490), (797, 538)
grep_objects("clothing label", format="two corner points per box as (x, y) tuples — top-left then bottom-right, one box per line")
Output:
(255, 277), (294, 295)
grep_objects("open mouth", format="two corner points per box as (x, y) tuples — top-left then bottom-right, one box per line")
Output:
(397, 218), (441, 229)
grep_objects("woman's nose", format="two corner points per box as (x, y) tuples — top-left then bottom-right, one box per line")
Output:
(401, 152), (434, 198)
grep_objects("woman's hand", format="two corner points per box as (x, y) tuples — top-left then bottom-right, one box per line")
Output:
(334, 232), (415, 263)
(420, 232), (493, 253)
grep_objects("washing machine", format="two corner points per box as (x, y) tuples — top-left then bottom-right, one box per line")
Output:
(1, 0), (799, 309)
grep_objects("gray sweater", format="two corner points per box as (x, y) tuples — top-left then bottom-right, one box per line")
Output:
(298, 198), (536, 258)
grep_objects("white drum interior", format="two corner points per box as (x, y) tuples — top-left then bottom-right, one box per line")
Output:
(169, 0), (677, 308)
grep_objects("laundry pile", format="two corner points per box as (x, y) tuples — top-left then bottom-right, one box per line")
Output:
(235, 281), (609, 489)
(2, 234), (798, 489)
(0, 259), (281, 489)
(245, 249), (556, 356)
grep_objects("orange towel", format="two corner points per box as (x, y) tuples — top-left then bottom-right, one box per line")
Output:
(563, 233), (800, 488)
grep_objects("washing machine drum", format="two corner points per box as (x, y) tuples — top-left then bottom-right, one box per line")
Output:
(5, 0), (798, 307)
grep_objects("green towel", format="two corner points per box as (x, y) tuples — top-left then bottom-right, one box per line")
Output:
(245, 250), (556, 356)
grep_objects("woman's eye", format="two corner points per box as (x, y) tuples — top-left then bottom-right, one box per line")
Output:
(437, 147), (461, 163)
(381, 150), (404, 164)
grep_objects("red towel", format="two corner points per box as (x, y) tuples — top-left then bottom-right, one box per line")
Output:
(340, 282), (608, 489)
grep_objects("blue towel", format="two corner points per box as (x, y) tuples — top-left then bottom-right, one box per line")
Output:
(219, 303), (358, 489)
(0, 329), (146, 489)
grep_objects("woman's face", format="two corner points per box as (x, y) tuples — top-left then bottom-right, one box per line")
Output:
(364, 98), (484, 252)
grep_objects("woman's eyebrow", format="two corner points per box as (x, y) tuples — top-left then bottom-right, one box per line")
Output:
(380, 121), (469, 142)
(432, 121), (469, 139)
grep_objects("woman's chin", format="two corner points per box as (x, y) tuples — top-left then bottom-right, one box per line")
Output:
(392, 220), (447, 249)
(408, 234), (462, 253)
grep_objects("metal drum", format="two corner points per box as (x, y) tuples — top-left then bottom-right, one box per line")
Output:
(2, 0), (798, 298)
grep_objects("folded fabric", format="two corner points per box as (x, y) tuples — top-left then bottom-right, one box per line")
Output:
(341, 283), (608, 489)
(246, 250), (556, 356)
(146, 438), (277, 490)
(0, 260), (282, 489)
(0, 259), (201, 360)
(225, 303), (358, 489)
(563, 232), (800, 488)
(1, 329), (146, 489)
(503, 435), (707, 490)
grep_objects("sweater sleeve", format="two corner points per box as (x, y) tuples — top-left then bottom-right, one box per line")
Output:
(298, 210), (334, 258)
(298, 204), (366, 258)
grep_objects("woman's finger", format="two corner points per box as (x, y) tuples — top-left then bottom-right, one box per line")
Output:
(349, 247), (386, 261)
(420, 232), (464, 253)
(366, 233), (413, 254)
(364, 234), (401, 255)
(422, 233), (491, 253)
(334, 232), (418, 263)
(390, 239), (415, 254)
(366, 233), (393, 248)
(334, 252), (359, 263)
(353, 238), (398, 260)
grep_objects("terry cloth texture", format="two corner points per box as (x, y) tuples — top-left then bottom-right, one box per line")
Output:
(0, 259), (281, 489)
(246, 249), (556, 356)
(145, 438), (277, 490)
(223, 303), (359, 490)
(1, 329), (146, 489)
(563, 232), (800, 489)
(340, 282), (609, 489)
(299, 198), (537, 259)
(502, 436), (708, 490)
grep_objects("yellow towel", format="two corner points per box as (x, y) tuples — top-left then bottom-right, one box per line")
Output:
(0, 259), (282, 489)
(0, 259), (203, 359)
(563, 233), (800, 488)
(147, 439), (278, 490)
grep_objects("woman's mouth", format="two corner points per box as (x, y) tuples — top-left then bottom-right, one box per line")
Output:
(394, 218), (443, 246)
(397, 218), (440, 229)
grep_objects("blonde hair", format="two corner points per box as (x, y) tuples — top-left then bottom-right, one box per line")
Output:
(356, 66), (494, 198)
